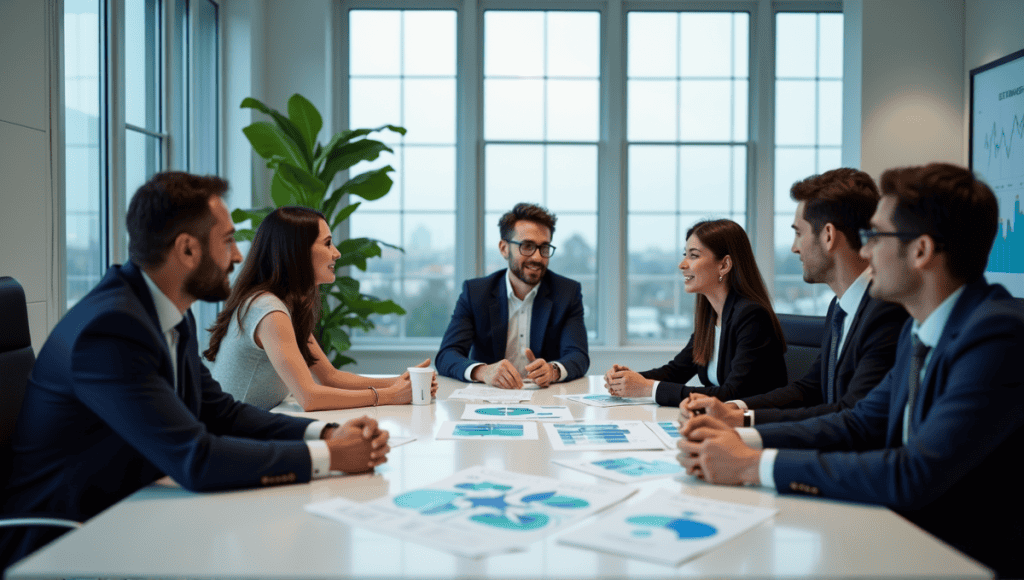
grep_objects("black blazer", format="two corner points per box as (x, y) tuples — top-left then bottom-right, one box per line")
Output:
(641, 292), (787, 406)
(742, 286), (908, 423)
(1, 262), (316, 566)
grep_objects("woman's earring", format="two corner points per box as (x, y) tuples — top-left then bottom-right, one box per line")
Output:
(718, 275), (723, 283)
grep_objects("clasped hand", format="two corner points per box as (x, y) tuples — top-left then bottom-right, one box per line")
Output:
(679, 393), (744, 427)
(475, 349), (557, 389)
(676, 414), (761, 486)
(603, 364), (654, 397)
(325, 416), (390, 473)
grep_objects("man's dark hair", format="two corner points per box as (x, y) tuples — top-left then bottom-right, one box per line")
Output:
(126, 171), (229, 268)
(791, 167), (879, 250)
(879, 163), (998, 283)
(498, 202), (557, 241)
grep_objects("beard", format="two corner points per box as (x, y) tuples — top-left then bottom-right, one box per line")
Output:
(509, 257), (546, 286)
(185, 250), (232, 303)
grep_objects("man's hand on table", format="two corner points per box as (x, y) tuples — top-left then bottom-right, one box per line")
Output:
(678, 415), (761, 486)
(680, 393), (744, 427)
(472, 359), (525, 389)
(524, 348), (557, 387)
(325, 416), (390, 473)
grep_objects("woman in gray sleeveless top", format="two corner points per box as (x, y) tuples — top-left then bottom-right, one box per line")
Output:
(204, 207), (436, 411)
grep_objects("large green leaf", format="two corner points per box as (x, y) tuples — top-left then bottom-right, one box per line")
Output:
(287, 94), (322, 161)
(230, 207), (273, 228)
(335, 238), (383, 271)
(241, 98), (312, 167)
(242, 122), (307, 170)
(277, 164), (326, 206)
(334, 166), (394, 202)
(329, 202), (361, 231)
(318, 140), (393, 186)
(270, 173), (300, 207)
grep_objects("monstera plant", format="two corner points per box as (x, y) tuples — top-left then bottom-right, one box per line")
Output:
(233, 93), (405, 367)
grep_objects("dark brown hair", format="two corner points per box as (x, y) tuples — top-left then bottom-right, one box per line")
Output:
(791, 168), (879, 250)
(687, 219), (785, 366)
(204, 207), (326, 366)
(126, 171), (229, 268)
(498, 202), (557, 241)
(879, 163), (998, 283)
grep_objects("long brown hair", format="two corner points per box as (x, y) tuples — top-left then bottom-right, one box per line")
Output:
(204, 206), (326, 366)
(686, 219), (785, 366)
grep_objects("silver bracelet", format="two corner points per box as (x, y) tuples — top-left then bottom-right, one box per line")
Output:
(368, 385), (379, 406)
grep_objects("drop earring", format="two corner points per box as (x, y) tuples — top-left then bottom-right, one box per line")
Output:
(718, 275), (723, 282)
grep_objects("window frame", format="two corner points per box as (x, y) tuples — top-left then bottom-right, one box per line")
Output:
(336, 0), (843, 349)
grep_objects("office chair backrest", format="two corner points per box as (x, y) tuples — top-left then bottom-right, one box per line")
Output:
(0, 277), (34, 484)
(777, 312), (825, 384)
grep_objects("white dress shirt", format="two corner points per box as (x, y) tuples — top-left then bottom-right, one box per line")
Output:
(465, 270), (568, 382)
(748, 283), (966, 491)
(140, 271), (332, 478)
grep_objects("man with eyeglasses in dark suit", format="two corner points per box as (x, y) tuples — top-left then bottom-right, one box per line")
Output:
(679, 163), (1024, 578)
(436, 203), (589, 389)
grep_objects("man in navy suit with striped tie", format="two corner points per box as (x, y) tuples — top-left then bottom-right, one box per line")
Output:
(679, 163), (1024, 578)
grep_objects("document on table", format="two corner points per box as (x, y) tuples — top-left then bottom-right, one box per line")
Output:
(436, 421), (539, 440)
(448, 386), (534, 403)
(645, 420), (682, 448)
(460, 404), (575, 422)
(559, 489), (777, 566)
(555, 393), (654, 407)
(552, 451), (684, 483)
(543, 421), (667, 451)
(305, 466), (636, 558)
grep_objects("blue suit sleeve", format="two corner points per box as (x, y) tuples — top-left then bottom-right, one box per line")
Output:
(554, 282), (590, 380)
(436, 280), (477, 380)
(70, 311), (314, 492)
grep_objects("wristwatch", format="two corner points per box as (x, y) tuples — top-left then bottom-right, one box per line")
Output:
(742, 410), (754, 427)
(551, 363), (561, 382)
(321, 422), (341, 439)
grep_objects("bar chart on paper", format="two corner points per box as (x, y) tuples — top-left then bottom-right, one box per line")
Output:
(973, 49), (1024, 294)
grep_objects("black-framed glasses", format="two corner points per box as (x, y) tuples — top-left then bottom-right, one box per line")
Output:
(858, 228), (924, 247)
(507, 240), (556, 258)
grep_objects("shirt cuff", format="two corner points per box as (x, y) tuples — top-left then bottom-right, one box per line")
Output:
(304, 421), (329, 440)
(307, 440), (332, 479)
(552, 362), (568, 383)
(465, 363), (482, 382)
(650, 380), (661, 399)
(758, 448), (779, 491)
(736, 427), (763, 449)
(728, 399), (749, 411)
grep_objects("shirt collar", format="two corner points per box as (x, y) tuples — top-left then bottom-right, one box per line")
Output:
(140, 270), (187, 334)
(837, 268), (871, 316)
(912, 284), (966, 348)
(505, 269), (540, 304)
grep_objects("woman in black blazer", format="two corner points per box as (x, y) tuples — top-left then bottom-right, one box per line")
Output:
(605, 219), (787, 407)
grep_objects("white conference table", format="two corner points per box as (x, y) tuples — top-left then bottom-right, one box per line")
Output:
(7, 375), (990, 579)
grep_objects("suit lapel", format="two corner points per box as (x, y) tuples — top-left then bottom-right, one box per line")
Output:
(716, 291), (738, 382)
(490, 273), (509, 360)
(531, 280), (553, 353)
(836, 288), (872, 366)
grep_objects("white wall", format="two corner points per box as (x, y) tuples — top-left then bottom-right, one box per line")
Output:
(0, 0), (59, 354)
(857, 0), (966, 180)
(963, 0), (1024, 165)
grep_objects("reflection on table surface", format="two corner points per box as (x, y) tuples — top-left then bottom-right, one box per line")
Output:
(7, 376), (991, 579)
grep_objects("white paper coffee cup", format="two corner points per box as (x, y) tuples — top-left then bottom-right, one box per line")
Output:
(408, 367), (433, 405)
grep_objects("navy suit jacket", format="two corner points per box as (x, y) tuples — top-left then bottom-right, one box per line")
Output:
(435, 269), (589, 381)
(1, 262), (316, 566)
(742, 287), (908, 423)
(641, 292), (787, 407)
(758, 279), (1024, 577)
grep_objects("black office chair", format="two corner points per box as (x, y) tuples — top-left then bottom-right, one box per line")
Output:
(0, 276), (80, 568)
(777, 312), (826, 384)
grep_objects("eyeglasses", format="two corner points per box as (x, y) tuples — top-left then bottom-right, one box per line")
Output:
(507, 240), (556, 258)
(858, 228), (924, 247)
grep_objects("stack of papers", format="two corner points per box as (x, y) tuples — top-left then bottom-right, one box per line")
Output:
(448, 386), (533, 403)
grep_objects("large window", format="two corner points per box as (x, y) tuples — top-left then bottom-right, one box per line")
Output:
(343, 1), (842, 347)
(773, 11), (844, 315)
(627, 11), (749, 342)
(64, 0), (221, 321)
